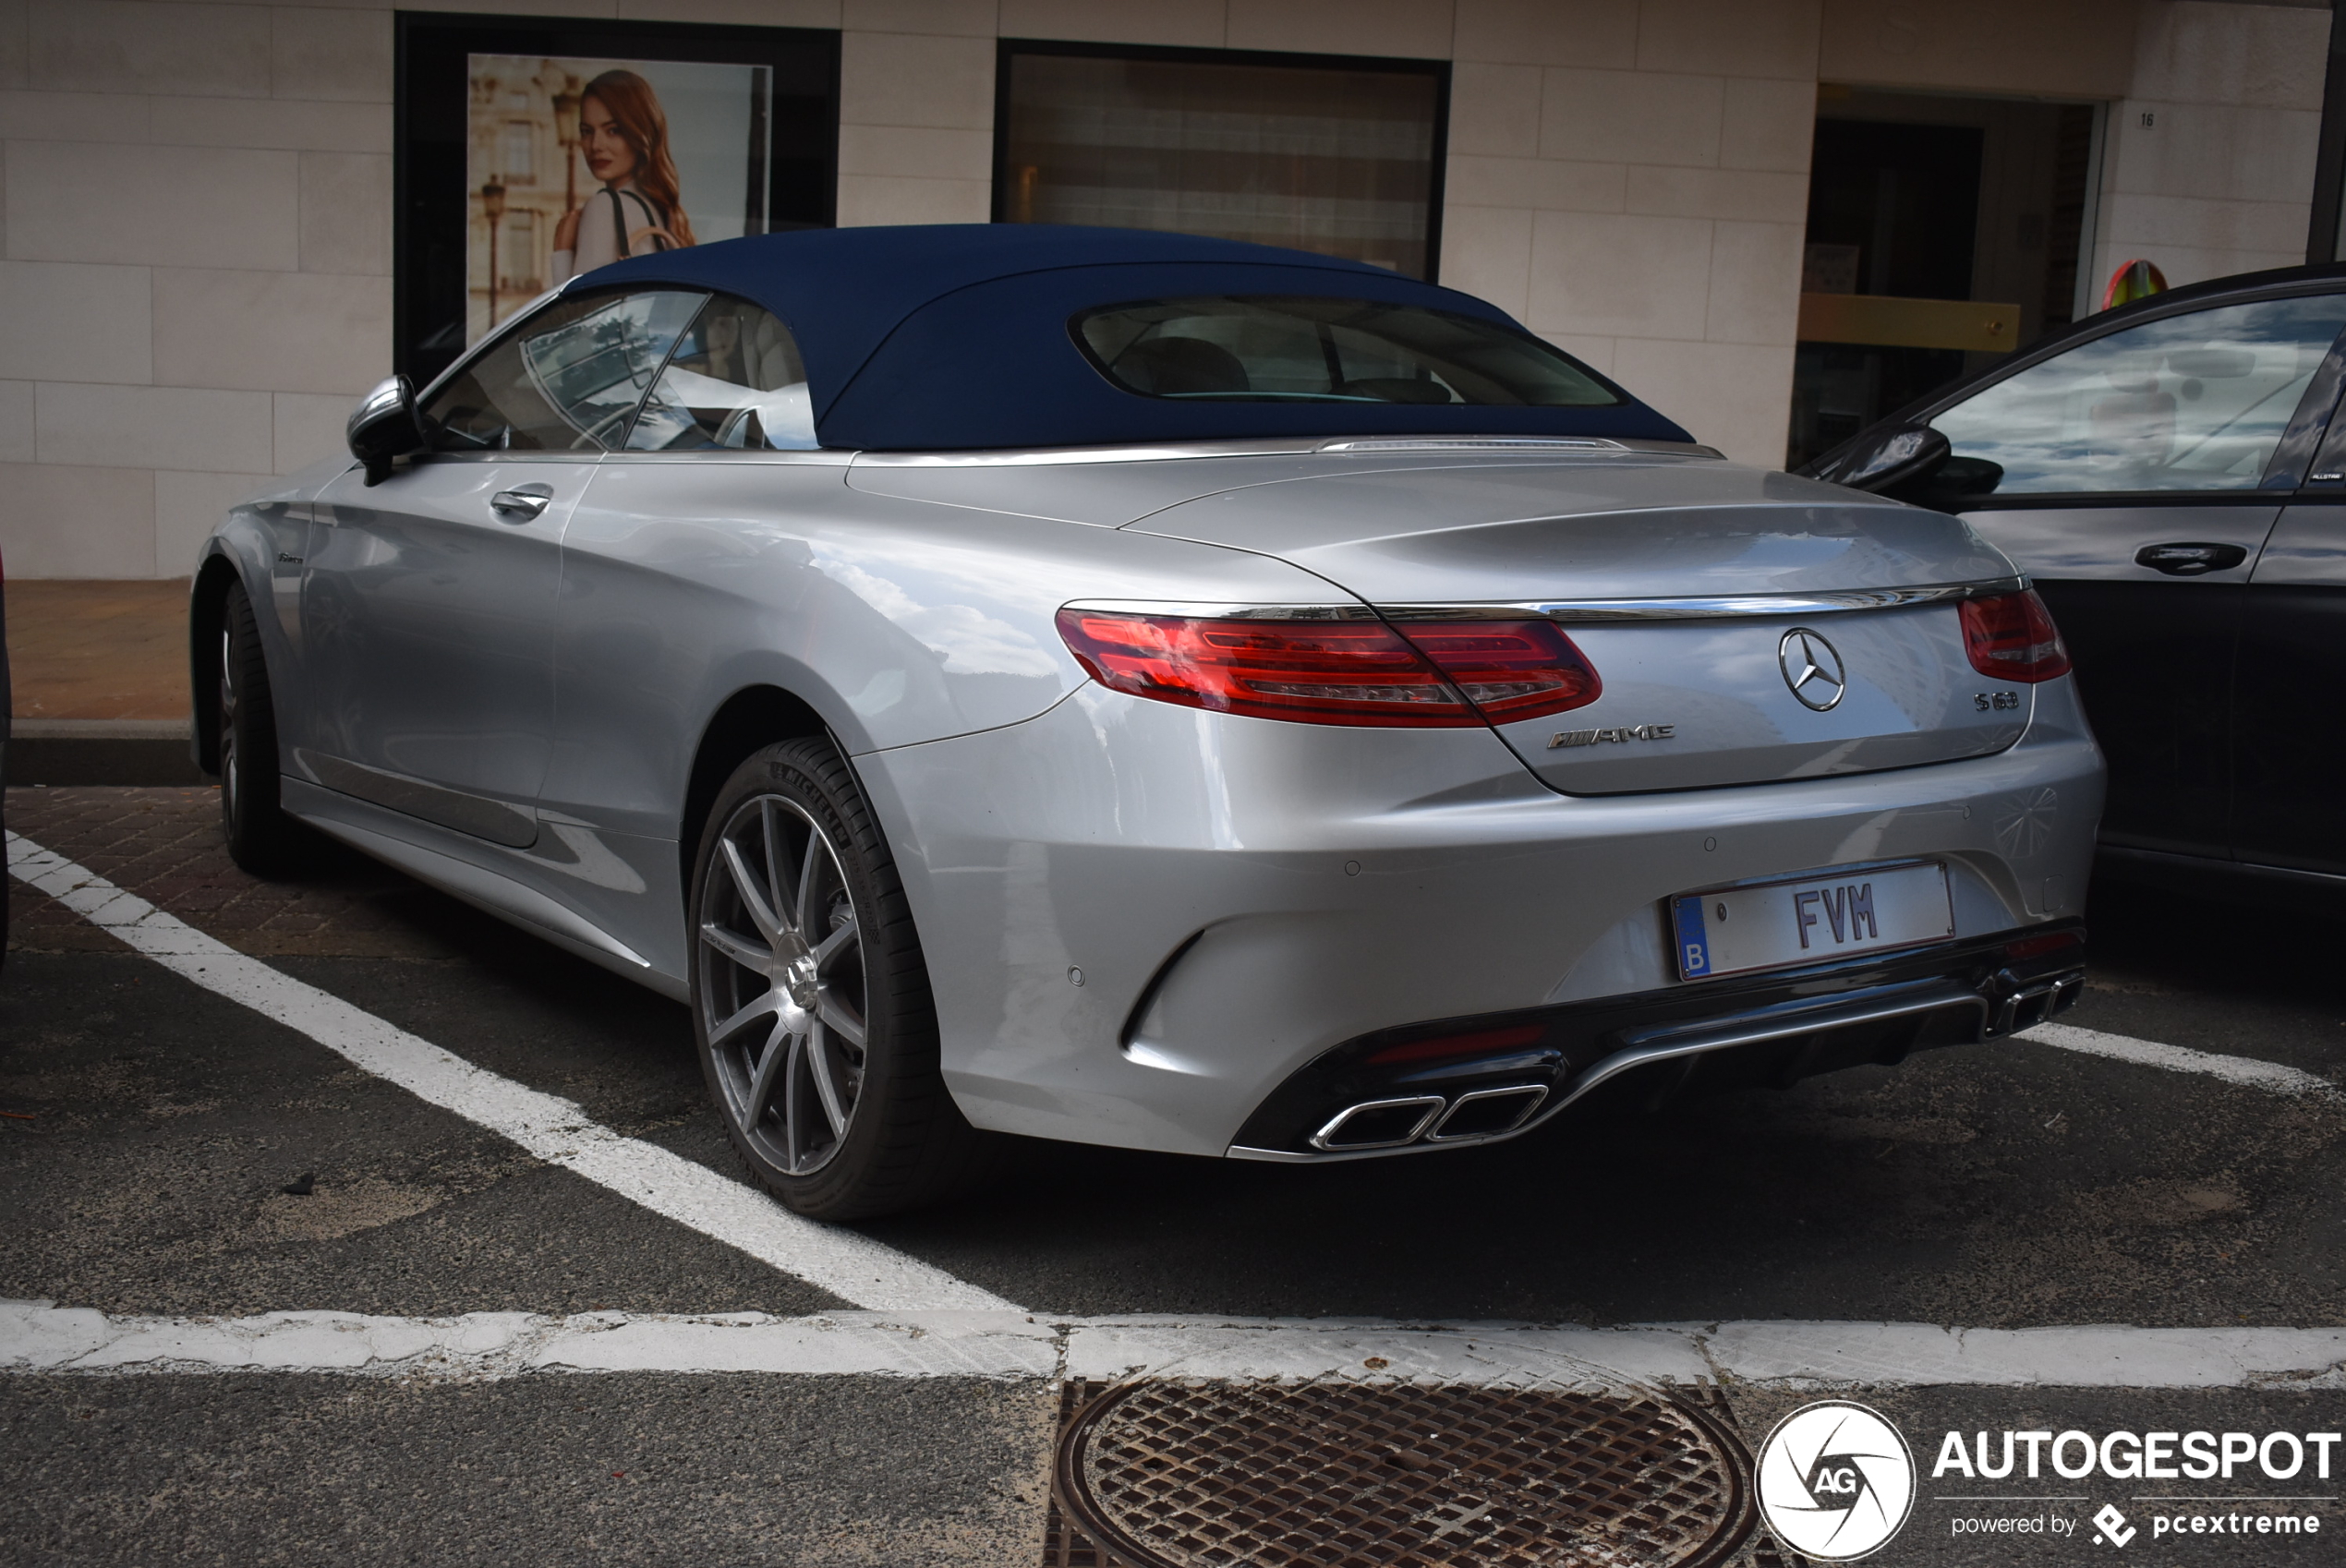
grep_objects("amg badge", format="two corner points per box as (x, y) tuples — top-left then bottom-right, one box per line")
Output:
(1550, 723), (1676, 749)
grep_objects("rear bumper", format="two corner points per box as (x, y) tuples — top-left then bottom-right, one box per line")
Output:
(1228, 924), (2086, 1161)
(857, 676), (2102, 1158)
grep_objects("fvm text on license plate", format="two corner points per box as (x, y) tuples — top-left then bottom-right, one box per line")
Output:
(1669, 862), (1953, 981)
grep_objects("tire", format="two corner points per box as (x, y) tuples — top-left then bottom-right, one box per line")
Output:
(689, 738), (992, 1220)
(218, 580), (307, 875)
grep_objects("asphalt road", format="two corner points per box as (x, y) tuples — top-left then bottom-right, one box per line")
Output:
(5, 786), (2344, 1566)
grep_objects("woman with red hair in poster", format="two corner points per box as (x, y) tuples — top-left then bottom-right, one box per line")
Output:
(551, 68), (698, 279)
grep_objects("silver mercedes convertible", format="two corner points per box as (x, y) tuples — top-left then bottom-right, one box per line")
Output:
(191, 226), (2100, 1217)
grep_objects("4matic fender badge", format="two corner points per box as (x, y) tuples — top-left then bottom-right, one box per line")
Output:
(1757, 1399), (1917, 1560)
(1549, 723), (1675, 749)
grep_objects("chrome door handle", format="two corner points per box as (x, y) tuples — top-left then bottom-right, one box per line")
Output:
(489, 485), (553, 521)
(2134, 542), (2246, 576)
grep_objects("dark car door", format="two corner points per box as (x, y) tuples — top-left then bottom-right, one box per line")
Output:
(298, 288), (701, 846)
(2232, 405), (2346, 874)
(1917, 290), (2346, 859)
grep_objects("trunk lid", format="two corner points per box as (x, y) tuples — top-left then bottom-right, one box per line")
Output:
(1124, 455), (2027, 793)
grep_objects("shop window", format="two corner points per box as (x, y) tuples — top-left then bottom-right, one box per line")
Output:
(996, 42), (1448, 281)
(1787, 91), (2101, 470)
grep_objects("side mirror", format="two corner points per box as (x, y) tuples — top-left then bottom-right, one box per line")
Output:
(347, 374), (427, 485)
(1803, 422), (1951, 494)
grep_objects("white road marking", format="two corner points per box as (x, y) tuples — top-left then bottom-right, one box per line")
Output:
(13, 824), (2343, 1347)
(2020, 1020), (2345, 1102)
(0, 1300), (1054, 1380)
(5, 1301), (2342, 1391)
(3, 832), (1018, 1316)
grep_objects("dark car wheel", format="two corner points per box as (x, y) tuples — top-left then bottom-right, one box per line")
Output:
(218, 581), (306, 875)
(690, 738), (992, 1220)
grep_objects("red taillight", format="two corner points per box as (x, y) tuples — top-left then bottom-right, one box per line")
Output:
(1960, 590), (2072, 683)
(1392, 621), (1602, 723)
(1053, 609), (1601, 729)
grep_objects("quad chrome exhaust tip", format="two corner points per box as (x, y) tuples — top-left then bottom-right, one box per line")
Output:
(1309, 1085), (1550, 1152)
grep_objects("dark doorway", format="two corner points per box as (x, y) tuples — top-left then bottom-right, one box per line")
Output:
(1788, 90), (2098, 469)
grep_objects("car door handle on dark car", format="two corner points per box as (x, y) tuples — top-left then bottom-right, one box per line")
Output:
(2134, 542), (2248, 576)
(489, 485), (554, 520)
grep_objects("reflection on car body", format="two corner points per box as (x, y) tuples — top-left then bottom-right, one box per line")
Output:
(190, 225), (2100, 1217)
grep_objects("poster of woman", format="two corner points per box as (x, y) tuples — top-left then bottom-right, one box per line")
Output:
(466, 54), (772, 342)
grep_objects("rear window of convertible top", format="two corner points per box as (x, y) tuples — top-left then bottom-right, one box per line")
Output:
(1074, 296), (1623, 408)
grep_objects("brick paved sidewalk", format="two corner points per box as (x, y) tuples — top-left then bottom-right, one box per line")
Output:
(6, 787), (479, 959)
(4, 581), (190, 722)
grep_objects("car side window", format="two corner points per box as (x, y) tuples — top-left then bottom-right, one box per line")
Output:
(1928, 296), (2346, 496)
(423, 289), (706, 452)
(623, 296), (818, 451)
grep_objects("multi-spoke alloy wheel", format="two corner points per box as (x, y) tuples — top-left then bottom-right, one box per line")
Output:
(216, 579), (302, 874)
(698, 793), (869, 1176)
(689, 739), (992, 1218)
(219, 625), (244, 823)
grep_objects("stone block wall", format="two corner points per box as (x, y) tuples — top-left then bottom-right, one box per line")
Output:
(0, 0), (2322, 575)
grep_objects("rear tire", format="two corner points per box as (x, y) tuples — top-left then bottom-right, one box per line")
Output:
(218, 581), (306, 875)
(689, 738), (993, 1220)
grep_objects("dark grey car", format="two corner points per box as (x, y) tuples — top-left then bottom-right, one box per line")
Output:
(1807, 262), (2346, 909)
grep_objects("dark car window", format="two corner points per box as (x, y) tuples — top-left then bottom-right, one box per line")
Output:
(424, 290), (705, 452)
(624, 296), (817, 451)
(1929, 295), (2346, 494)
(1074, 296), (1621, 407)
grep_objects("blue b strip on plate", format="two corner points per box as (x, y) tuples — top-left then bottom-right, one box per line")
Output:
(1670, 895), (1711, 978)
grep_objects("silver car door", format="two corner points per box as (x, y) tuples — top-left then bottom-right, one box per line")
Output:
(298, 288), (702, 847)
(1924, 291), (2346, 859)
(538, 295), (847, 969)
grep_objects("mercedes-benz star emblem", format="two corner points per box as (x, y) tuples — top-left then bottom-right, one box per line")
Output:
(1779, 627), (1847, 711)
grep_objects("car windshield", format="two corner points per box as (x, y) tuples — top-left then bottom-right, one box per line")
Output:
(1074, 296), (1621, 407)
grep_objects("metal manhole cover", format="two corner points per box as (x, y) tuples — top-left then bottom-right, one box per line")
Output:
(1053, 1380), (1760, 1568)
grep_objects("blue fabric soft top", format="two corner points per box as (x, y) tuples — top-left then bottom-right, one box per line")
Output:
(569, 224), (1693, 451)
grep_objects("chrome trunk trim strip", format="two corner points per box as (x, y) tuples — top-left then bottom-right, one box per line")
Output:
(1376, 578), (2028, 623)
(852, 435), (1721, 467)
(853, 439), (1320, 467)
(1064, 579), (2027, 629)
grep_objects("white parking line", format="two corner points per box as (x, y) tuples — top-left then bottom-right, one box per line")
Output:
(2020, 1021), (2344, 1102)
(12, 827), (2341, 1334)
(3, 832), (1019, 1316)
(5, 1300), (2342, 1391)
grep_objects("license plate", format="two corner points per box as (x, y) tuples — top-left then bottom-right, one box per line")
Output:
(1669, 862), (1953, 981)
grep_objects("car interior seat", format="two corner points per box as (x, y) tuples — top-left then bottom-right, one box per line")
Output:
(1112, 335), (1251, 396)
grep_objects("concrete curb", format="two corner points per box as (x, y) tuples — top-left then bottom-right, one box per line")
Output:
(5, 719), (208, 787)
